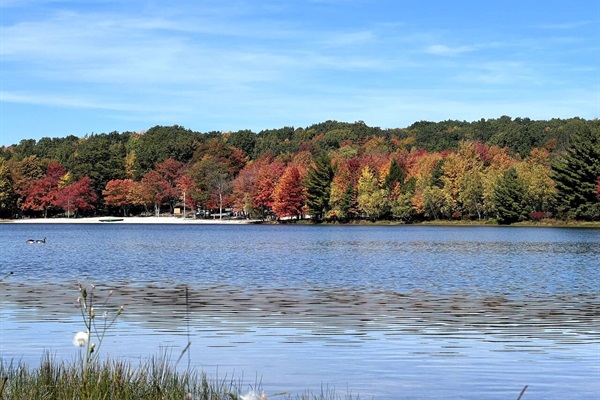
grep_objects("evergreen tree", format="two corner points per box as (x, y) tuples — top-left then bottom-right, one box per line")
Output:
(384, 158), (405, 189)
(304, 155), (333, 221)
(552, 129), (600, 220)
(493, 167), (528, 224)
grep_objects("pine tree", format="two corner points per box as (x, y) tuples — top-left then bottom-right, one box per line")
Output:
(552, 128), (600, 220)
(384, 158), (405, 189)
(304, 155), (333, 221)
(493, 167), (528, 224)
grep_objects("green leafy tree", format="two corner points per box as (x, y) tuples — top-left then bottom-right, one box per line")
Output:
(304, 155), (334, 221)
(421, 185), (448, 220)
(132, 125), (199, 175)
(72, 133), (128, 201)
(0, 159), (17, 218)
(227, 129), (256, 158)
(390, 182), (416, 222)
(189, 156), (232, 216)
(552, 128), (600, 220)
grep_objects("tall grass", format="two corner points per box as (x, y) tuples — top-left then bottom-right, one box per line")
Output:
(0, 353), (362, 400)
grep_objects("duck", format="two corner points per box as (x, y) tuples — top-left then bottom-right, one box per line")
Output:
(35, 238), (47, 243)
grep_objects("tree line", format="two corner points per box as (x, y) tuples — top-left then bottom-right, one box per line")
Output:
(0, 117), (598, 223)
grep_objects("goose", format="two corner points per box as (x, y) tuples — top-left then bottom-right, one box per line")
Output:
(26, 238), (46, 244)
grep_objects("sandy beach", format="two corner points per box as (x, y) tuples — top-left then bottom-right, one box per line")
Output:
(1, 216), (261, 224)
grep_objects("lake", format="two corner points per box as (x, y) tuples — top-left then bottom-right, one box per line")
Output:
(0, 223), (598, 399)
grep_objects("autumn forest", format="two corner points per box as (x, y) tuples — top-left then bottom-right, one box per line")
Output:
(1, 117), (599, 223)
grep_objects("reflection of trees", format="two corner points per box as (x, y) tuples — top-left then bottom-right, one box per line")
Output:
(1, 282), (597, 345)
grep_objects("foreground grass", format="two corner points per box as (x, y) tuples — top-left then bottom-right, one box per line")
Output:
(0, 354), (361, 400)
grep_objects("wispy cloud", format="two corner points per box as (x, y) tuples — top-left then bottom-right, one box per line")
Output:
(0, 0), (598, 145)
(321, 30), (376, 47)
(0, 90), (150, 112)
(424, 44), (476, 56)
(537, 20), (593, 30)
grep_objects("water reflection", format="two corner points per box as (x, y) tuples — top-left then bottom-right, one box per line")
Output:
(2, 282), (598, 347)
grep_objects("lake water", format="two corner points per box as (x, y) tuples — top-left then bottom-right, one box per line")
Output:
(0, 224), (598, 399)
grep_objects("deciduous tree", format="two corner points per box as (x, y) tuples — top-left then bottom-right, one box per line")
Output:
(357, 166), (389, 220)
(54, 176), (98, 217)
(272, 166), (305, 220)
(139, 170), (171, 216)
(20, 162), (66, 218)
(253, 160), (285, 219)
(517, 147), (556, 215)
(103, 179), (135, 216)
(0, 159), (16, 218)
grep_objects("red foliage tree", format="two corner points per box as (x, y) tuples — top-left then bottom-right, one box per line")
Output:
(20, 162), (66, 217)
(54, 176), (98, 217)
(153, 158), (183, 212)
(272, 166), (306, 220)
(139, 170), (171, 216)
(175, 174), (200, 216)
(231, 160), (261, 214)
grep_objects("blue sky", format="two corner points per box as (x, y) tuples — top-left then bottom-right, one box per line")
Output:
(1, 0), (598, 146)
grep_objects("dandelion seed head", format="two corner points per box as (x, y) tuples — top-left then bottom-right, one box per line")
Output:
(72, 331), (88, 347)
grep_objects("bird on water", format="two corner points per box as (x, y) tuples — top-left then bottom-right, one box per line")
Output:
(26, 237), (46, 244)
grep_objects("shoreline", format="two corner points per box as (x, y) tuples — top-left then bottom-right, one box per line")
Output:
(2, 217), (599, 228)
(0, 216), (261, 224)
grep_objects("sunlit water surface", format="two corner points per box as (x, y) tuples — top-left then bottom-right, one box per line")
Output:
(1, 224), (598, 399)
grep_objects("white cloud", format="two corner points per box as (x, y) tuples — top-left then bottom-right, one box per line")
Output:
(537, 20), (593, 30)
(424, 44), (476, 56)
(321, 30), (375, 47)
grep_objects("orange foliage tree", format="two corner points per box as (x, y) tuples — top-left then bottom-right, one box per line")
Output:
(103, 179), (135, 216)
(272, 166), (306, 220)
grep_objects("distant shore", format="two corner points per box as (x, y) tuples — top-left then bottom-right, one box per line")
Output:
(2, 216), (599, 228)
(1, 216), (261, 224)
